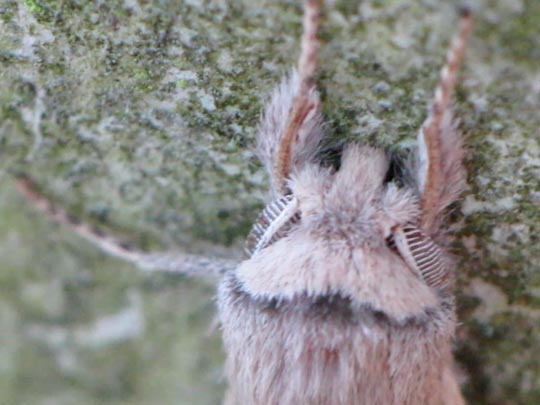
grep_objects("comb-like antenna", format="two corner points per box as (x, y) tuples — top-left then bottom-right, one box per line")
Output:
(393, 224), (451, 290)
(418, 9), (473, 231)
(275, 0), (322, 193)
(244, 195), (300, 257)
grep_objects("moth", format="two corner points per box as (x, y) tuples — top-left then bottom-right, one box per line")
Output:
(15, 1), (474, 404)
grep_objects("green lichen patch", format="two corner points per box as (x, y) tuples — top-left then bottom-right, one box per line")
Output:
(1, 0), (540, 403)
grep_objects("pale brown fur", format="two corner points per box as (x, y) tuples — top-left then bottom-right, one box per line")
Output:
(220, 276), (459, 405)
(218, 2), (472, 404)
(219, 146), (463, 404)
(13, 2), (472, 404)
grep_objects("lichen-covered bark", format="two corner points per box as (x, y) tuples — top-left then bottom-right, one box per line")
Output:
(0, 0), (539, 403)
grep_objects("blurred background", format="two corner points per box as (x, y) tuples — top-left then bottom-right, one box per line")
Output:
(1, 0), (539, 403)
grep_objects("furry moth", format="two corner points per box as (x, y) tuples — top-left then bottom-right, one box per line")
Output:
(218, 1), (473, 404)
(14, 1), (474, 404)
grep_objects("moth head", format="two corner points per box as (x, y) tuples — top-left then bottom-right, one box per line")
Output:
(290, 144), (420, 245)
(245, 143), (451, 291)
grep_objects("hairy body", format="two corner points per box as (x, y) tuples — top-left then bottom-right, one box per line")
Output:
(219, 147), (462, 405)
(13, 1), (473, 403)
(221, 280), (459, 405)
(218, 1), (472, 403)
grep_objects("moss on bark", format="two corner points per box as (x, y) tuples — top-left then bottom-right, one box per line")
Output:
(1, 0), (539, 403)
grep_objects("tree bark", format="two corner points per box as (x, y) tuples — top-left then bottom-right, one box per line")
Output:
(0, 0), (539, 403)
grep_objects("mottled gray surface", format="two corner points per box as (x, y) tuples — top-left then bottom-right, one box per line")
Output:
(0, 0), (539, 403)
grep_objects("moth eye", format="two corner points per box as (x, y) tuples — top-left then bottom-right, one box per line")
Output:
(244, 195), (301, 258)
(390, 224), (449, 289)
(384, 152), (405, 185)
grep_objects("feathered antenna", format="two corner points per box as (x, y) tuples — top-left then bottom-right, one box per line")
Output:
(274, 0), (323, 193)
(418, 8), (473, 232)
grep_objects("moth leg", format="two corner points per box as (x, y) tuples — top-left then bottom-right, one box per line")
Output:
(257, 0), (325, 197)
(15, 176), (236, 280)
(416, 9), (473, 232)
